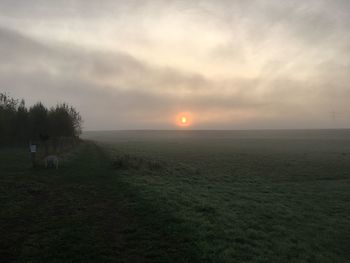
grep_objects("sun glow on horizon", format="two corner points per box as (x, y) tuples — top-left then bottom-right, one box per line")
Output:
(176, 112), (192, 127)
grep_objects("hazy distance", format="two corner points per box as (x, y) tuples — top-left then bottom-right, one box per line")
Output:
(1, 0), (350, 130)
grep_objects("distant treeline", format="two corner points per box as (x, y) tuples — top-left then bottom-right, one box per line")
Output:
(0, 93), (82, 144)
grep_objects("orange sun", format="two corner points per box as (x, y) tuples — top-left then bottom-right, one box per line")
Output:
(176, 112), (192, 127)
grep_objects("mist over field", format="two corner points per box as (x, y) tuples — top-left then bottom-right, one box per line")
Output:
(1, 0), (350, 130)
(81, 129), (350, 262)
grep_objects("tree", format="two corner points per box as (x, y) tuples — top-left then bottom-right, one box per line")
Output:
(29, 102), (49, 140)
(0, 93), (19, 142)
(14, 100), (29, 141)
(68, 105), (83, 136)
(0, 93), (83, 145)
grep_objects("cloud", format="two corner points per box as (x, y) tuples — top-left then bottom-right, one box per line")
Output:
(1, 1), (350, 129)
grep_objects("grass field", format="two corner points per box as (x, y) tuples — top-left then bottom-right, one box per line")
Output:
(1, 130), (350, 262)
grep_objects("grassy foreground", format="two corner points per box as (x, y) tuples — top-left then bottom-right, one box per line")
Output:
(1, 131), (350, 262)
(0, 142), (196, 262)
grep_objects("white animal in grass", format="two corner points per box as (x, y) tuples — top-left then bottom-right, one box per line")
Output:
(44, 155), (59, 169)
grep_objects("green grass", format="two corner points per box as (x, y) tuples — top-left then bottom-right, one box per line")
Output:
(1, 130), (350, 262)
(0, 143), (196, 262)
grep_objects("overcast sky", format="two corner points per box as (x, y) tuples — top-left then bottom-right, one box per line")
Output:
(1, 0), (350, 130)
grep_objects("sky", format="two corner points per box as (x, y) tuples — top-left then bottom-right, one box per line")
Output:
(1, 0), (350, 130)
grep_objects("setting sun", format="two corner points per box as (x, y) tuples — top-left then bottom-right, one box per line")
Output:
(176, 112), (192, 127)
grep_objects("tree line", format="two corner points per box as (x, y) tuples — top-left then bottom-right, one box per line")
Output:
(0, 93), (82, 145)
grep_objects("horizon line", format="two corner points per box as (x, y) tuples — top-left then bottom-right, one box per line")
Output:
(83, 128), (350, 132)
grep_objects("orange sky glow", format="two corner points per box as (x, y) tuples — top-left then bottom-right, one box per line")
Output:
(176, 112), (193, 128)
